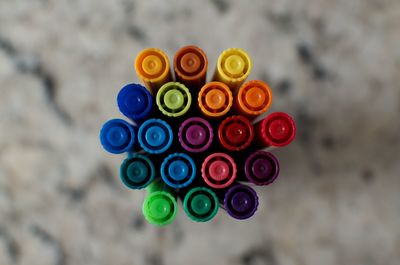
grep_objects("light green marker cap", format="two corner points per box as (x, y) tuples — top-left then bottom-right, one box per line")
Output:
(143, 190), (178, 226)
(183, 187), (219, 222)
(156, 82), (192, 117)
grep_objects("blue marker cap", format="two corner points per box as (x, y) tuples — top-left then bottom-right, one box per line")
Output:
(138, 119), (173, 154)
(120, 154), (155, 189)
(161, 153), (196, 188)
(100, 119), (136, 154)
(117, 83), (153, 121)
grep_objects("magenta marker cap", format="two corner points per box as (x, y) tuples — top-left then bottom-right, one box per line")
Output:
(224, 184), (259, 220)
(244, 151), (279, 185)
(178, 117), (213, 153)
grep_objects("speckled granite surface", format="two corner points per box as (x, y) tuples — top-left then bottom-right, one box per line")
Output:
(0, 0), (399, 264)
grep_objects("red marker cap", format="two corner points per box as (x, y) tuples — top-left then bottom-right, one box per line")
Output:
(218, 115), (254, 151)
(201, 153), (237, 189)
(254, 112), (296, 147)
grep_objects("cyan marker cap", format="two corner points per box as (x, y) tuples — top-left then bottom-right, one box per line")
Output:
(161, 153), (196, 188)
(138, 119), (173, 154)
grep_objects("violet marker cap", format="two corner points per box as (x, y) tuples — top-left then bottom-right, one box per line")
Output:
(224, 184), (259, 220)
(244, 151), (279, 185)
(178, 117), (213, 153)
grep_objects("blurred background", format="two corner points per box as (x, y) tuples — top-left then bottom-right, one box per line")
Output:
(0, 0), (399, 264)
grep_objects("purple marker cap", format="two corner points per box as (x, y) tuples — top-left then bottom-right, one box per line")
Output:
(244, 151), (280, 185)
(178, 117), (213, 153)
(224, 184), (259, 220)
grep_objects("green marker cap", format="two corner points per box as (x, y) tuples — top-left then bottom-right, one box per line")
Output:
(183, 187), (219, 222)
(156, 82), (192, 117)
(143, 191), (178, 226)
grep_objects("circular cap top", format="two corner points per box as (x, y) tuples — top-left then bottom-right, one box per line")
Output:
(143, 191), (177, 226)
(168, 160), (189, 181)
(201, 153), (237, 189)
(163, 89), (184, 110)
(218, 48), (252, 80)
(261, 112), (296, 147)
(224, 185), (259, 220)
(178, 117), (214, 153)
(218, 116), (254, 151)
(183, 187), (219, 222)
(161, 153), (196, 188)
(117, 84), (152, 120)
(156, 82), (192, 117)
(174, 45), (207, 80)
(135, 48), (169, 81)
(138, 119), (173, 154)
(120, 155), (155, 189)
(237, 80), (272, 116)
(100, 119), (135, 154)
(198, 82), (232, 117)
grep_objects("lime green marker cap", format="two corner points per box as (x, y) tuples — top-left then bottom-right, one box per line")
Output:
(156, 82), (192, 117)
(143, 190), (178, 226)
(183, 187), (219, 222)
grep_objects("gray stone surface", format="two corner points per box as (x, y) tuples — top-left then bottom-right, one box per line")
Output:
(0, 0), (400, 264)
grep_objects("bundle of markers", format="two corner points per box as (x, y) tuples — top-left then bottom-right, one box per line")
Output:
(100, 46), (296, 226)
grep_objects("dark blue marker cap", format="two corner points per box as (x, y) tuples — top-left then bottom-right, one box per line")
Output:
(138, 119), (173, 154)
(117, 83), (153, 121)
(100, 119), (136, 154)
(161, 153), (196, 188)
(120, 154), (155, 189)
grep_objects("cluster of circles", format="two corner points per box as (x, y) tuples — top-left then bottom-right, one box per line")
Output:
(100, 46), (296, 226)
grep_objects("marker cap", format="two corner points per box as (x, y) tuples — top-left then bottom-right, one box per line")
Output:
(236, 80), (272, 118)
(161, 153), (196, 189)
(120, 154), (155, 189)
(117, 83), (153, 121)
(213, 48), (252, 91)
(224, 184), (259, 220)
(135, 48), (172, 93)
(100, 119), (135, 154)
(143, 191), (178, 226)
(198, 82), (233, 118)
(183, 187), (219, 222)
(138, 119), (173, 154)
(218, 115), (254, 151)
(156, 82), (192, 117)
(244, 151), (279, 185)
(178, 117), (213, 153)
(201, 153), (237, 189)
(255, 112), (296, 147)
(174, 45), (208, 90)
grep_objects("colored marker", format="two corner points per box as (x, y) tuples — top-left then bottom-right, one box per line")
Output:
(142, 181), (178, 226)
(174, 45), (208, 90)
(198, 82), (233, 118)
(178, 117), (213, 153)
(183, 187), (219, 222)
(120, 154), (155, 189)
(244, 151), (279, 185)
(254, 112), (296, 147)
(223, 184), (259, 220)
(135, 48), (172, 93)
(161, 153), (196, 188)
(235, 80), (272, 119)
(100, 119), (136, 154)
(138, 118), (173, 154)
(156, 82), (192, 117)
(201, 153), (237, 189)
(218, 115), (254, 151)
(117, 83), (153, 122)
(213, 48), (252, 91)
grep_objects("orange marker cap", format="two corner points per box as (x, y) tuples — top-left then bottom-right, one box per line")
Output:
(135, 48), (172, 93)
(198, 82), (233, 118)
(236, 80), (272, 119)
(174, 45), (208, 90)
